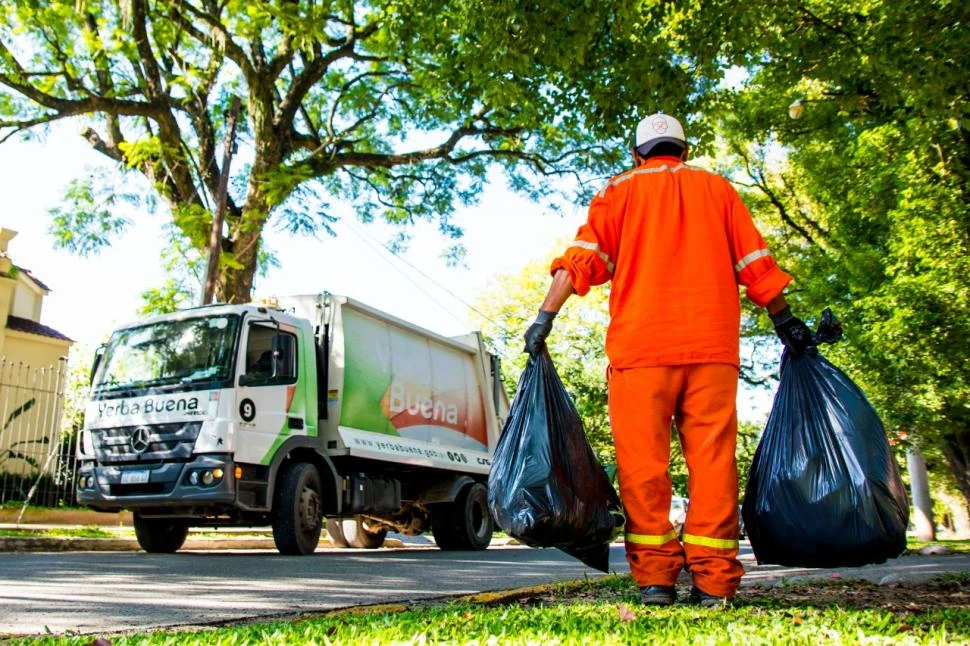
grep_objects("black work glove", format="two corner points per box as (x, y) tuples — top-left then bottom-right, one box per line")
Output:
(523, 309), (556, 356)
(770, 306), (816, 356)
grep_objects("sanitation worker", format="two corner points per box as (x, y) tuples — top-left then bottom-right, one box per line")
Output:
(524, 113), (814, 607)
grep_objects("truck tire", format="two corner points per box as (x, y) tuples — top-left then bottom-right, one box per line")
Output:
(272, 462), (323, 555)
(431, 482), (493, 551)
(133, 513), (189, 554)
(325, 518), (349, 548)
(341, 516), (388, 549)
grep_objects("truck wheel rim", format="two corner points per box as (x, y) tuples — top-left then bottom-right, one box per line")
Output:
(300, 487), (321, 532)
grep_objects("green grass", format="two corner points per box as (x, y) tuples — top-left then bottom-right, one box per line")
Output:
(15, 575), (970, 646)
(907, 537), (970, 554)
(0, 502), (88, 511)
(0, 525), (115, 539)
(0, 527), (279, 540)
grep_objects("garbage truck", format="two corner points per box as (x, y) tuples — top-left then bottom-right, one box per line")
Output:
(75, 293), (510, 555)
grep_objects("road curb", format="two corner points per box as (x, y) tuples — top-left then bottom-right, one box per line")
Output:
(453, 579), (593, 606)
(0, 535), (420, 553)
(0, 536), (279, 552)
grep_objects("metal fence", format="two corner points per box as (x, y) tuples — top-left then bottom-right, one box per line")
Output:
(0, 358), (76, 508)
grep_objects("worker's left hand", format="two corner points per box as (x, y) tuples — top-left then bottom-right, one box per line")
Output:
(770, 306), (815, 356)
(523, 310), (557, 356)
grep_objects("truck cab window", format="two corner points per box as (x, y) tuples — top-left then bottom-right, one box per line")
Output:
(244, 324), (297, 385)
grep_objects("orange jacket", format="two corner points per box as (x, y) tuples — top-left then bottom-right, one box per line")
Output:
(551, 156), (792, 369)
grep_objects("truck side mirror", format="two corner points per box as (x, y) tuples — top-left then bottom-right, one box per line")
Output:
(89, 345), (106, 385)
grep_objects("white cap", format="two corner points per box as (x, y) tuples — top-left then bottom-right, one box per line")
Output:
(633, 113), (686, 156)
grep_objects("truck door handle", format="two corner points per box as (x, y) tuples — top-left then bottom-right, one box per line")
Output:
(288, 417), (304, 430)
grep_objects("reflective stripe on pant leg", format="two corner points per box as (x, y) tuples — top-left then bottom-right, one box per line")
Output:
(682, 534), (739, 550)
(627, 530), (680, 546)
(676, 364), (744, 598)
(609, 366), (686, 588)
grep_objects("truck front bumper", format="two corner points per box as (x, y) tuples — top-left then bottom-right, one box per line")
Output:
(76, 454), (236, 509)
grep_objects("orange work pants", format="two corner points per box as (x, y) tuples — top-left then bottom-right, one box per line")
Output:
(608, 363), (743, 598)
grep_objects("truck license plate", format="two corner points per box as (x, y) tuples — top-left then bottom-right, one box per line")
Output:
(121, 470), (150, 484)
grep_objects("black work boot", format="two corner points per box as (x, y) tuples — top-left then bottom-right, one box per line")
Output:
(688, 586), (731, 608)
(639, 585), (676, 606)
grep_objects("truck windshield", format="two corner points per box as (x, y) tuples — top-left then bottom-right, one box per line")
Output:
(94, 315), (240, 393)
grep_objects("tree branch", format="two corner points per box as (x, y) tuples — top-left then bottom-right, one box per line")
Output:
(0, 116), (57, 144)
(275, 20), (383, 137)
(796, 4), (870, 56)
(166, 0), (256, 82)
(81, 127), (124, 162)
(84, 14), (125, 153)
(130, 0), (166, 98)
(735, 145), (820, 247)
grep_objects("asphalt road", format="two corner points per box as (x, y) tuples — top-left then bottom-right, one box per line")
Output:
(2, 542), (967, 637)
(3, 542), (632, 636)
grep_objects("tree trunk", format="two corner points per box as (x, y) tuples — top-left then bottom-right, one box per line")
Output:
(942, 428), (970, 511)
(216, 224), (262, 304)
(907, 447), (935, 541)
(936, 489), (970, 537)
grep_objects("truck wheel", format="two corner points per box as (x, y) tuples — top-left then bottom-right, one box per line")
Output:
(133, 513), (189, 554)
(431, 483), (493, 551)
(272, 462), (323, 555)
(326, 518), (349, 548)
(341, 516), (387, 549)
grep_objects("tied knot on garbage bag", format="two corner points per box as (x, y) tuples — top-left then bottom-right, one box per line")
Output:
(742, 308), (909, 568)
(488, 349), (624, 573)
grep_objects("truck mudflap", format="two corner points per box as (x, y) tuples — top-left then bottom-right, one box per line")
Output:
(76, 454), (235, 508)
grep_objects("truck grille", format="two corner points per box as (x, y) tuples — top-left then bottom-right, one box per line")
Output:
(91, 422), (202, 465)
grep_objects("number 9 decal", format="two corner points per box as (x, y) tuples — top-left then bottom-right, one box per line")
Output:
(239, 398), (256, 422)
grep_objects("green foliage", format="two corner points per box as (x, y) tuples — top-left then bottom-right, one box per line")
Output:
(907, 539), (970, 556)
(47, 173), (135, 256)
(0, 525), (114, 539)
(706, 0), (970, 505)
(60, 343), (98, 437)
(138, 280), (194, 316)
(137, 225), (203, 314)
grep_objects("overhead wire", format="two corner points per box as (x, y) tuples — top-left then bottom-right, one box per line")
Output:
(336, 217), (515, 340)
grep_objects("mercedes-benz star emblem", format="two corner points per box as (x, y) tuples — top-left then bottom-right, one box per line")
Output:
(130, 427), (151, 454)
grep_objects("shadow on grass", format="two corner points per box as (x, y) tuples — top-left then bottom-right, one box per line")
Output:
(737, 575), (970, 615)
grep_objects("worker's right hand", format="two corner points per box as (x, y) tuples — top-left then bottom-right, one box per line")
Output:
(523, 310), (557, 356)
(770, 306), (815, 356)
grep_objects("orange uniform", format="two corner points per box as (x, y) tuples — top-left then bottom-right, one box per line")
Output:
(551, 155), (791, 597)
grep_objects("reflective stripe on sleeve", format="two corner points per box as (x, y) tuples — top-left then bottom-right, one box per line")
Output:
(682, 533), (739, 550)
(734, 249), (771, 273)
(625, 529), (679, 546)
(569, 240), (615, 274)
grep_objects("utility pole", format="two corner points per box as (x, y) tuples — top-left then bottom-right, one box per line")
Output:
(202, 96), (241, 305)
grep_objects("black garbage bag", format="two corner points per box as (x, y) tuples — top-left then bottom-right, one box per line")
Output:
(742, 309), (909, 568)
(488, 349), (624, 572)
